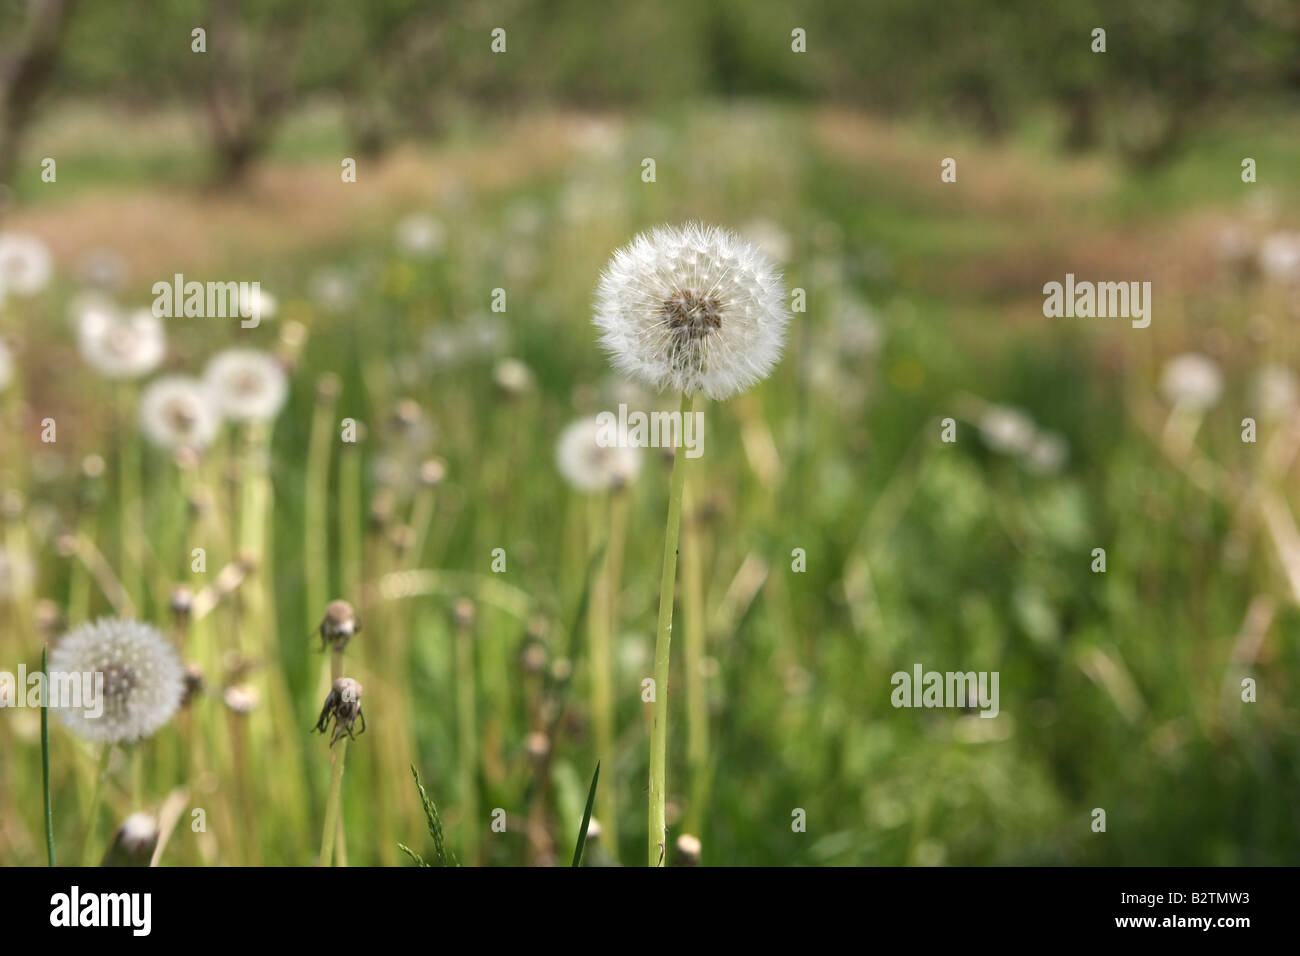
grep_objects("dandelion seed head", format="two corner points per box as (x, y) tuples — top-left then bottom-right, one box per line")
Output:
(556, 416), (643, 493)
(49, 618), (185, 744)
(1255, 364), (1297, 419)
(0, 233), (53, 299)
(139, 376), (221, 451)
(1258, 231), (1300, 283)
(1161, 353), (1222, 409)
(594, 223), (791, 400)
(204, 349), (288, 422)
(77, 305), (165, 380)
(978, 405), (1036, 456)
(1024, 430), (1069, 475)
(395, 213), (446, 258)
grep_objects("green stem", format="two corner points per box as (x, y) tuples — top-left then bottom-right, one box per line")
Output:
(682, 479), (708, 836)
(81, 745), (112, 866)
(648, 391), (693, 866)
(319, 737), (349, 866)
(456, 616), (480, 865)
(41, 646), (54, 866)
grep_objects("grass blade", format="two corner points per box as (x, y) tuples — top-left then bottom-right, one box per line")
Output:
(571, 760), (600, 867)
(41, 645), (54, 866)
(410, 764), (456, 866)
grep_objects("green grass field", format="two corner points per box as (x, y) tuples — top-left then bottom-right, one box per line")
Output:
(2, 99), (1298, 866)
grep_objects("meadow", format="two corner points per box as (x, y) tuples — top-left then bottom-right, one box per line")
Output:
(1, 97), (1299, 866)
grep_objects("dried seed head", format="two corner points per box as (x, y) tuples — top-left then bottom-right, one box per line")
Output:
(675, 833), (702, 866)
(315, 677), (365, 746)
(101, 812), (159, 867)
(319, 599), (360, 652)
(222, 683), (259, 714)
(418, 458), (447, 487)
(453, 597), (476, 631)
(170, 584), (194, 620)
(315, 373), (341, 405)
(524, 731), (550, 762)
(181, 664), (205, 707)
(519, 640), (547, 675)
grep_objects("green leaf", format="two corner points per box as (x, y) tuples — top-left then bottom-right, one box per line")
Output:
(571, 761), (600, 867)
(41, 645), (54, 867)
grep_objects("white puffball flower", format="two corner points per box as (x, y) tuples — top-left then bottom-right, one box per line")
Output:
(49, 618), (185, 744)
(1258, 232), (1300, 283)
(1254, 365), (1297, 420)
(395, 214), (446, 258)
(594, 223), (791, 401)
(979, 405), (1037, 456)
(77, 305), (165, 380)
(0, 233), (53, 299)
(240, 286), (277, 321)
(1161, 353), (1223, 410)
(204, 349), (288, 422)
(556, 416), (643, 493)
(139, 376), (222, 451)
(1024, 431), (1069, 475)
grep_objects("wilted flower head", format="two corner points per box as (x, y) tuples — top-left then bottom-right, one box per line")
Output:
(49, 618), (185, 744)
(77, 305), (165, 380)
(315, 677), (365, 746)
(556, 416), (643, 493)
(204, 349), (288, 422)
(0, 233), (53, 299)
(1161, 353), (1222, 409)
(139, 376), (221, 451)
(319, 599), (361, 653)
(979, 405), (1036, 456)
(594, 223), (791, 400)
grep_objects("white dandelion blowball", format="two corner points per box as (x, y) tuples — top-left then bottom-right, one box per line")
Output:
(979, 405), (1037, 456)
(0, 233), (53, 298)
(1161, 353), (1222, 410)
(49, 618), (185, 744)
(556, 416), (643, 493)
(139, 376), (222, 451)
(204, 349), (288, 422)
(77, 305), (165, 380)
(594, 222), (791, 401)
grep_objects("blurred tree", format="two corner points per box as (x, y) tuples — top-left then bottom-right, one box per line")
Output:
(0, 0), (78, 186)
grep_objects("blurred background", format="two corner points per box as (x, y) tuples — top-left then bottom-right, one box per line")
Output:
(1, 0), (1299, 865)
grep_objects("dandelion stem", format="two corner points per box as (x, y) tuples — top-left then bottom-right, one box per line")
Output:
(682, 478), (708, 836)
(41, 645), (54, 866)
(648, 390), (693, 866)
(319, 737), (349, 866)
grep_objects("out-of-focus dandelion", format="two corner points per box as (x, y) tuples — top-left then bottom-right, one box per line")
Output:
(204, 349), (288, 422)
(76, 248), (128, 290)
(0, 233), (52, 300)
(139, 376), (221, 452)
(241, 286), (277, 321)
(742, 218), (793, 263)
(100, 812), (159, 867)
(309, 270), (357, 313)
(556, 416), (643, 493)
(49, 618), (185, 744)
(1161, 353), (1223, 409)
(979, 405), (1037, 456)
(493, 357), (534, 396)
(77, 306), (165, 380)
(1258, 232), (1300, 283)
(1024, 431), (1070, 475)
(594, 222), (791, 400)
(395, 213), (446, 258)
(1255, 365), (1298, 420)
(222, 684), (260, 714)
